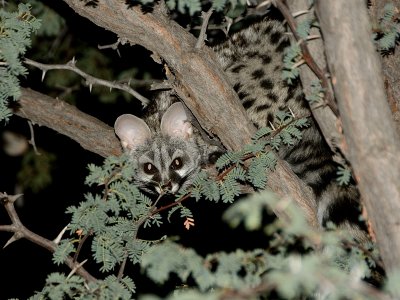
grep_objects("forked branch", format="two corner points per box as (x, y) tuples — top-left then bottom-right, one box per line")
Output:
(0, 192), (97, 283)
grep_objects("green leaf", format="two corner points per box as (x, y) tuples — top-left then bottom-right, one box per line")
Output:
(52, 240), (75, 265)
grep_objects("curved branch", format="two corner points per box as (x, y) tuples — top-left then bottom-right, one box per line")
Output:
(24, 58), (150, 106)
(0, 193), (97, 283)
(316, 0), (400, 272)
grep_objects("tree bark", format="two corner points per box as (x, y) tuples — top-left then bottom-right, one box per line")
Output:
(316, 0), (400, 272)
(16, 88), (122, 158)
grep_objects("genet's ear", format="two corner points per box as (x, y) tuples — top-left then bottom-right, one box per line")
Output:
(114, 114), (152, 150)
(160, 102), (193, 139)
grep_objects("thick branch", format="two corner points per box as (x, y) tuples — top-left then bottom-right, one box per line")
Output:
(16, 88), (122, 158)
(24, 58), (150, 106)
(316, 0), (400, 272)
(63, 0), (253, 151)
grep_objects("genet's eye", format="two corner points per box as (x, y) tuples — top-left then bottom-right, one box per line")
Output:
(143, 162), (157, 175)
(171, 157), (183, 170)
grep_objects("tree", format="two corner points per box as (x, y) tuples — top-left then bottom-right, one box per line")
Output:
(1, 0), (400, 299)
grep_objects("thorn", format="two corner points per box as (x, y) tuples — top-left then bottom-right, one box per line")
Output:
(291, 58), (305, 69)
(292, 9), (310, 18)
(67, 259), (88, 279)
(71, 57), (76, 65)
(288, 106), (295, 118)
(8, 194), (23, 203)
(4, 233), (21, 249)
(269, 121), (276, 131)
(256, 0), (272, 9)
(0, 192), (6, 201)
(41, 70), (46, 82)
(89, 83), (93, 93)
(53, 224), (69, 244)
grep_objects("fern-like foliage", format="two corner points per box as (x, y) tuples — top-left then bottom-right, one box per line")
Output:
(30, 110), (387, 299)
(296, 18), (314, 40)
(141, 191), (381, 300)
(336, 165), (352, 186)
(197, 110), (309, 202)
(28, 273), (134, 300)
(0, 3), (41, 122)
(375, 3), (400, 51)
(31, 155), (158, 297)
(305, 80), (324, 105)
(282, 44), (301, 84)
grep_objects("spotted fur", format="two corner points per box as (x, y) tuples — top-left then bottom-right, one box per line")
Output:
(115, 17), (366, 240)
(215, 18), (367, 240)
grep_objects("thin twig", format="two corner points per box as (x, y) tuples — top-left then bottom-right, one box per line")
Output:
(256, 0), (272, 10)
(195, 8), (214, 49)
(27, 120), (41, 155)
(24, 58), (150, 106)
(117, 252), (128, 280)
(151, 193), (192, 216)
(98, 39), (122, 57)
(73, 231), (92, 263)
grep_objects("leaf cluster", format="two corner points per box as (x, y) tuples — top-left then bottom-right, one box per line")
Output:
(29, 273), (135, 300)
(17, 148), (56, 193)
(193, 111), (309, 203)
(141, 192), (382, 300)
(30, 117), (388, 299)
(282, 44), (302, 84)
(42, 154), (161, 298)
(374, 3), (400, 51)
(305, 80), (324, 105)
(0, 3), (41, 122)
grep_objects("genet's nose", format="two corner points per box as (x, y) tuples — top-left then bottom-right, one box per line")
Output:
(161, 181), (172, 192)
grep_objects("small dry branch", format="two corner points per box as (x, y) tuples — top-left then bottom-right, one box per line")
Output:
(0, 192), (97, 283)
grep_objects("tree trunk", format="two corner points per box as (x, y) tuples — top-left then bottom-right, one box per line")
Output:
(316, 0), (400, 272)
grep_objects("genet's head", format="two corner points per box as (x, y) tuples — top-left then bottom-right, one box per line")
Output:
(114, 103), (201, 194)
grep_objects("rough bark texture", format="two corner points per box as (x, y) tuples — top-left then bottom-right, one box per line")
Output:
(16, 88), (122, 158)
(63, 0), (254, 151)
(316, 0), (400, 272)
